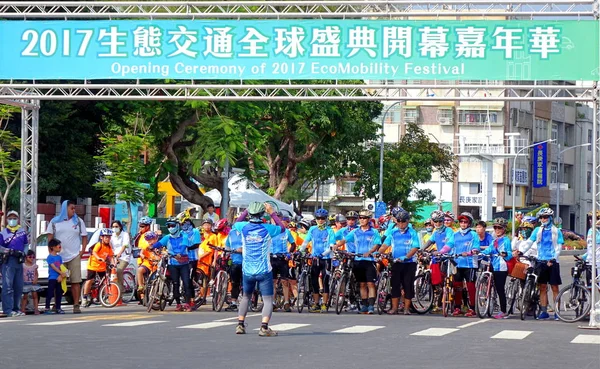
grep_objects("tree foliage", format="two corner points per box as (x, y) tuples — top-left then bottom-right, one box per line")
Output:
(0, 104), (21, 225)
(353, 123), (456, 215)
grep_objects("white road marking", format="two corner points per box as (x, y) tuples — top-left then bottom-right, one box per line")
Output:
(103, 320), (167, 327)
(215, 313), (261, 322)
(457, 319), (491, 329)
(571, 334), (600, 344)
(332, 325), (385, 334)
(411, 328), (459, 337)
(253, 323), (310, 331)
(491, 330), (533, 340)
(177, 321), (237, 329)
(0, 319), (24, 323)
(28, 320), (87, 326)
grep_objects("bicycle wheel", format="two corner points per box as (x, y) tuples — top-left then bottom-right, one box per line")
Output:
(99, 282), (121, 308)
(376, 274), (390, 315)
(505, 277), (520, 315)
(475, 274), (491, 319)
(159, 280), (170, 311)
(555, 283), (591, 323)
(250, 290), (263, 312)
(413, 274), (434, 314)
(146, 281), (157, 313)
(214, 272), (229, 312)
(441, 284), (452, 317)
(121, 271), (136, 303)
(296, 273), (306, 313)
(328, 276), (339, 311)
(520, 279), (534, 320)
(335, 275), (347, 315)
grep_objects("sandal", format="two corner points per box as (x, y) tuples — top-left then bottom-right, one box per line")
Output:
(403, 310), (411, 315)
(387, 310), (399, 315)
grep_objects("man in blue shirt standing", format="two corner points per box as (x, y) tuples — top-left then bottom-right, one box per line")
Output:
(1, 210), (27, 317)
(233, 202), (285, 337)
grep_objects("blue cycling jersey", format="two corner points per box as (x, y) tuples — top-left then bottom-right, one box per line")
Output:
(345, 227), (382, 261)
(225, 229), (243, 265)
(529, 225), (564, 261)
(302, 226), (336, 259)
(183, 228), (201, 261)
(159, 234), (190, 266)
(481, 235), (513, 271)
(272, 229), (295, 254)
(382, 226), (420, 261)
(447, 229), (480, 268)
(233, 221), (282, 275)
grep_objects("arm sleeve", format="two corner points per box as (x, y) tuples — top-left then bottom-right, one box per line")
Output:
(471, 232), (480, 252)
(520, 228), (537, 254)
(79, 219), (87, 236)
(235, 210), (249, 223)
(335, 229), (344, 242)
(269, 212), (285, 233)
(382, 230), (393, 247)
(554, 228), (564, 259)
(480, 243), (493, 256)
(411, 230), (420, 249)
(299, 228), (313, 252)
(45, 222), (54, 235)
(372, 231), (382, 247)
(286, 230), (295, 244)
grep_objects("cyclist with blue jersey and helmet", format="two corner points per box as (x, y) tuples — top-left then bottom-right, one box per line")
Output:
(334, 211), (359, 251)
(299, 208), (336, 313)
(333, 214), (347, 232)
(379, 208), (420, 315)
(479, 217), (513, 319)
(425, 210), (454, 253)
(339, 209), (382, 314)
(438, 212), (479, 317)
(270, 213), (297, 312)
(180, 216), (201, 303)
(233, 202), (285, 337)
(158, 217), (192, 312)
(225, 227), (244, 311)
(520, 208), (564, 320)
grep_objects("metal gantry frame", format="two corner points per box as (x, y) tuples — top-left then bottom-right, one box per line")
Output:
(0, 0), (597, 326)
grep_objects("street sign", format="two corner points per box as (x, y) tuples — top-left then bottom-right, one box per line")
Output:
(549, 183), (568, 190)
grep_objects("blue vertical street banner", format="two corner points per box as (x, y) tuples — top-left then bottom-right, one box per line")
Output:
(532, 142), (548, 188)
(374, 201), (387, 219)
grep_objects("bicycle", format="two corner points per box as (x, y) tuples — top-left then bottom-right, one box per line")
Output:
(209, 245), (234, 312)
(519, 255), (542, 320)
(121, 266), (136, 303)
(82, 263), (122, 308)
(437, 254), (458, 317)
(412, 251), (434, 314)
(145, 253), (172, 312)
(295, 253), (313, 313)
(474, 255), (497, 318)
(554, 255), (597, 323)
(330, 250), (361, 315)
(375, 254), (393, 315)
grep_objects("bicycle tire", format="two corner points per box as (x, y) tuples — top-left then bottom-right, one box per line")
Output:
(335, 275), (348, 315)
(99, 282), (121, 308)
(328, 276), (339, 311)
(121, 271), (136, 303)
(555, 283), (591, 323)
(146, 280), (158, 313)
(296, 273), (306, 313)
(475, 275), (491, 319)
(215, 272), (229, 312)
(505, 277), (520, 315)
(520, 279), (534, 320)
(441, 284), (452, 317)
(376, 273), (390, 315)
(413, 274), (434, 314)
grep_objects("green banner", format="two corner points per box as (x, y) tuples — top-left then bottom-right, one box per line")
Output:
(0, 20), (597, 80)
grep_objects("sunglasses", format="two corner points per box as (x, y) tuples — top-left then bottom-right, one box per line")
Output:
(444, 219), (453, 222)
(493, 226), (505, 230)
(166, 224), (178, 228)
(397, 219), (408, 223)
(139, 223), (149, 227)
(358, 216), (370, 220)
(459, 220), (469, 224)
(316, 217), (326, 220)
(539, 215), (549, 219)
(434, 220), (443, 223)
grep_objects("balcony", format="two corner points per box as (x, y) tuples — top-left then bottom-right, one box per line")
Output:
(454, 135), (529, 158)
(458, 110), (503, 126)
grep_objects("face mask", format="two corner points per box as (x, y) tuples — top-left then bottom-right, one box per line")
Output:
(426, 227), (433, 232)
(112, 227), (120, 234)
(168, 226), (179, 235)
(541, 219), (550, 226)
(182, 223), (191, 232)
(7, 219), (17, 227)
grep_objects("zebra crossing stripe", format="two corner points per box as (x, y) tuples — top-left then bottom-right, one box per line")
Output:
(28, 320), (87, 326)
(571, 334), (600, 344)
(177, 321), (237, 329)
(103, 320), (168, 327)
(253, 323), (311, 331)
(491, 330), (532, 340)
(410, 328), (459, 337)
(332, 325), (385, 334)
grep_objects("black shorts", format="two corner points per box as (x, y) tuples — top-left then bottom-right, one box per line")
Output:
(86, 270), (106, 281)
(537, 261), (562, 286)
(271, 258), (290, 280)
(454, 268), (477, 283)
(391, 262), (418, 299)
(353, 260), (377, 283)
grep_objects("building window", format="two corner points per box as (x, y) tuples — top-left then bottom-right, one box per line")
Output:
(469, 183), (481, 194)
(551, 123), (558, 141)
(535, 118), (548, 140)
(550, 164), (558, 184)
(382, 104), (402, 124)
(403, 108), (418, 123)
(588, 171), (592, 193)
(341, 181), (355, 195)
(458, 110), (499, 125)
(589, 129), (593, 151)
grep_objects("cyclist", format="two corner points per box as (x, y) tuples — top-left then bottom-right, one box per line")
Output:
(479, 217), (513, 319)
(159, 217), (193, 312)
(379, 208), (420, 315)
(133, 216), (153, 265)
(136, 231), (161, 302)
(334, 211), (359, 251)
(520, 208), (564, 320)
(233, 201), (285, 337)
(299, 208), (336, 313)
(333, 214), (347, 232)
(328, 214), (337, 227)
(425, 210), (454, 312)
(422, 219), (434, 244)
(180, 216), (201, 293)
(438, 212), (479, 317)
(340, 209), (381, 314)
(270, 217), (297, 312)
(296, 219), (311, 242)
(82, 228), (114, 307)
(225, 228), (243, 311)
(475, 220), (493, 251)
(513, 220), (535, 256)
(197, 219), (216, 301)
(444, 211), (458, 232)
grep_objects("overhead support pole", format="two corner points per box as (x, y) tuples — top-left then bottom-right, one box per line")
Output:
(481, 159), (493, 221)
(19, 99), (39, 247)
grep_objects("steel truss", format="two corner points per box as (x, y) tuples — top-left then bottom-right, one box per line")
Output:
(0, 1), (594, 18)
(0, 83), (595, 101)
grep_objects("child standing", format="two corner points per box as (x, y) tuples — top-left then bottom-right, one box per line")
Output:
(21, 250), (42, 315)
(46, 239), (67, 314)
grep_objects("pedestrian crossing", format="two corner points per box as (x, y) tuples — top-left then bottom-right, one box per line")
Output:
(9, 316), (599, 344)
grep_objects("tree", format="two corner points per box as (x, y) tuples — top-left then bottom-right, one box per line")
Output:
(94, 128), (157, 230)
(0, 104), (21, 225)
(353, 123), (456, 215)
